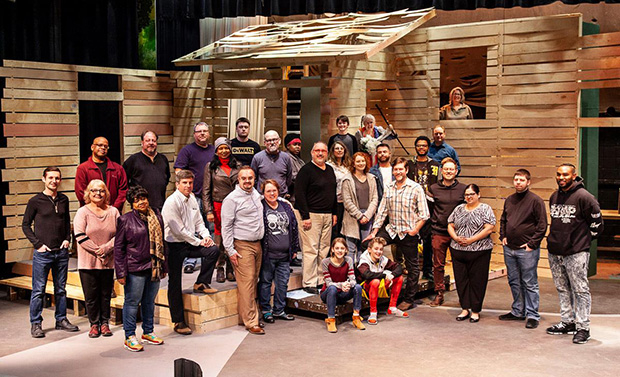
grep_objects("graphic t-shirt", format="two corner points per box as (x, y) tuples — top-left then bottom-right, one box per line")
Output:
(265, 202), (290, 260)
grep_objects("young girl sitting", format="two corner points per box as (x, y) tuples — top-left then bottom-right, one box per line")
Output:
(357, 237), (408, 324)
(320, 237), (365, 333)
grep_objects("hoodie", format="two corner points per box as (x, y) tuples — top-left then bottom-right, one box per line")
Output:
(357, 250), (403, 282)
(548, 177), (603, 256)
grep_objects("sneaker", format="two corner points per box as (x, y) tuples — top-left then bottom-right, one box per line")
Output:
(100, 323), (112, 337)
(55, 318), (79, 332)
(368, 312), (378, 325)
(31, 323), (45, 338)
(572, 329), (590, 344)
(499, 312), (525, 321)
(89, 324), (100, 338)
(183, 265), (194, 274)
(124, 335), (144, 352)
(142, 333), (164, 345)
(387, 307), (410, 318)
(546, 322), (577, 335)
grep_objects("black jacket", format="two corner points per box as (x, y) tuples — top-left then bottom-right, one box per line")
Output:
(548, 177), (603, 256)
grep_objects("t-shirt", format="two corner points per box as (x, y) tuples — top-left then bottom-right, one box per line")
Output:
(264, 202), (290, 260)
(379, 166), (392, 193)
(95, 160), (108, 182)
(174, 142), (215, 195)
(231, 138), (261, 167)
(353, 175), (370, 210)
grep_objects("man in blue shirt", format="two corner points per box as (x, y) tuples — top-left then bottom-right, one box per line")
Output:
(428, 125), (460, 174)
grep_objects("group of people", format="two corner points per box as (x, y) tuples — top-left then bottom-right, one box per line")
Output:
(21, 109), (603, 350)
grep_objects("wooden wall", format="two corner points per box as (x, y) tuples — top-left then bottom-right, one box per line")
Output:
(0, 60), (175, 263)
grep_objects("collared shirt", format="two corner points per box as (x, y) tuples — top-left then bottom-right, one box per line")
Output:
(221, 185), (265, 256)
(373, 178), (430, 239)
(428, 142), (461, 173)
(162, 190), (210, 246)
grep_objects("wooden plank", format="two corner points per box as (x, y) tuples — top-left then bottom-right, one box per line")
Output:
(6, 136), (78, 147)
(124, 90), (172, 101)
(4, 123), (78, 137)
(578, 118), (620, 128)
(4, 155), (80, 169)
(578, 56), (620, 71)
(579, 31), (620, 48)
(498, 82), (577, 95)
(503, 15), (580, 34)
(3, 59), (165, 77)
(578, 79), (620, 89)
(2, 166), (78, 182)
(0, 67), (77, 81)
(577, 68), (620, 81)
(124, 115), (171, 124)
(498, 92), (577, 106)
(5, 113), (78, 124)
(502, 38), (577, 56)
(499, 107), (577, 120)
(426, 22), (500, 41)
(124, 135), (173, 145)
(170, 71), (212, 80)
(124, 124), (173, 136)
(77, 92), (123, 101)
(9, 179), (76, 194)
(2, 99), (78, 113)
(502, 62), (577, 76)
(500, 72), (576, 85)
(502, 50), (577, 66)
(123, 105), (171, 116)
(122, 81), (176, 92)
(5, 78), (77, 91)
(3, 88), (78, 100)
(0, 146), (78, 159)
(124, 100), (171, 106)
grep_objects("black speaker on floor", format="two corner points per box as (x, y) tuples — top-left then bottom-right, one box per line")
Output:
(174, 358), (202, 377)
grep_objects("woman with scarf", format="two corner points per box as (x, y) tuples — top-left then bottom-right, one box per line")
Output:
(203, 137), (240, 283)
(115, 185), (167, 352)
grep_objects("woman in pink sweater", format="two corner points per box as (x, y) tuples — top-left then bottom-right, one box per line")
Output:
(74, 179), (120, 338)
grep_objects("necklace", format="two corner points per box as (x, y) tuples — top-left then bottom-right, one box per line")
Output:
(46, 195), (58, 213)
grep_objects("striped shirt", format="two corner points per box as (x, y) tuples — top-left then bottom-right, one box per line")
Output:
(448, 203), (496, 251)
(373, 178), (430, 239)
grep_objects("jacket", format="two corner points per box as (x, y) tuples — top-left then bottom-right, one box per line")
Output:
(114, 209), (168, 279)
(548, 177), (603, 256)
(202, 160), (240, 215)
(427, 179), (466, 235)
(369, 163), (394, 202)
(75, 156), (128, 211)
(341, 173), (378, 240)
(261, 198), (301, 261)
(357, 250), (403, 282)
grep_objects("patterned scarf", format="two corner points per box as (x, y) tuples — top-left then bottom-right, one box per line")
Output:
(138, 208), (165, 281)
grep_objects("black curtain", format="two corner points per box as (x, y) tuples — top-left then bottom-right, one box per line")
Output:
(0, 0), (139, 68)
(163, 0), (617, 18)
(157, 0), (200, 71)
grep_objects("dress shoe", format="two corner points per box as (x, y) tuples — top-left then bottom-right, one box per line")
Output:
(174, 322), (193, 335)
(273, 312), (295, 321)
(31, 323), (45, 338)
(470, 315), (480, 323)
(55, 318), (79, 332)
(429, 292), (444, 307)
(397, 301), (414, 311)
(183, 265), (194, 274)
(303, 287), (319, 295)
(193, 283), (218, 294)
(290, 259), (302, 267)
(525, 318), (539, 329)
(499, 312), (525, 321)
(263, 313), (275, 323)
(422, 273), (434, 282)
(226, 270), (236, 282)
(456, 311), (471, 321)
(100, 323), (112, 337)
(216, 267), (226, 283)
(247, 326), (265, 335)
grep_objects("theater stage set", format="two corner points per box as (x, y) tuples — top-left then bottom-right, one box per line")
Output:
(1, 4), (620, 377)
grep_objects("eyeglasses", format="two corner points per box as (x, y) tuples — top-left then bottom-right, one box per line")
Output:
(90, 189), (105, 194)
(94, 144), (109, 149)
(194, 130), (209, 134)
(265, 138), (280, 144)
(464, 193), (477, 197)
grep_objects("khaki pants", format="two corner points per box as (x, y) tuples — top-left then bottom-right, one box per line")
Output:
(299, 213), (332, 288)
(232, 240), (262, 328)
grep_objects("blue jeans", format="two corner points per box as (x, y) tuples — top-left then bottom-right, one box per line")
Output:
(184, 197), (214, 269)
(320, 284), (363, 318)
(123, 272), (160, 337)
(258, 257), (290, 315)
(503, 246), (540, 320)
(30, 248), (69, 324)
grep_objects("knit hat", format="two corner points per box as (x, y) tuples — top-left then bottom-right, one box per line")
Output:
(214, 137), (230, 150)
(284, 133), (301, 146)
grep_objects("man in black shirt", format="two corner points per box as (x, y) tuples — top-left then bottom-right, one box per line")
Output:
(22, 167), (79, 338)
(407, 136), (440, 281)
(230, 117), (261, 166)
(499, 169), (547, 329)
(295, 142), (337, 294)
(123, 130), (171, 211)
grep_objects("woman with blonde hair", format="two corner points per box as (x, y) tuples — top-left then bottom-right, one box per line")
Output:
(440, 87), (473, 120)
(74, 179), (120, 338)
(327, 141), (352, 239)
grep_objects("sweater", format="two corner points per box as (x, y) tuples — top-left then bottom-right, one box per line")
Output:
(122, 152), (170, 211)
(22, 192), (71, 250)
(251, 150), (294, 196)
(321, 256), (356, 292)
(548, 178), (603, 256)
(73, 205), (120, 270)
(499, 189), (548, 250)
(428, 180), (466, 235)
(294, 162), (337, 220)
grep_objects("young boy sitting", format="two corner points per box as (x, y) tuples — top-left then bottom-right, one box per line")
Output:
(357, 237), (408, 324)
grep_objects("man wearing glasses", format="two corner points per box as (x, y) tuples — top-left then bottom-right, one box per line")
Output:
(251, 130), (293, 198)
(174, 122), (216, 273)
(75, 136), (128, 212)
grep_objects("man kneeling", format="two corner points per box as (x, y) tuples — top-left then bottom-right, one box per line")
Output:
(357, 237), (408, 325)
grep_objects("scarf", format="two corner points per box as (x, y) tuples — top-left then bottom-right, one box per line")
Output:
(219, 156), (231, 176)
(138, 208), (165, 281)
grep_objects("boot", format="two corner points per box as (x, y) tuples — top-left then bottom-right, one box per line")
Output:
(226, 262), (236, 282)
(216, 267), (225, 283)
(429, 291), (444, 307)
(325, 318), (337, 333)
(352, 315), (366, 330)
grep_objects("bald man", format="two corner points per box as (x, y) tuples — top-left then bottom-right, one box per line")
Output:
(250, 130), (294, 197)
(75, 137), (128, 212)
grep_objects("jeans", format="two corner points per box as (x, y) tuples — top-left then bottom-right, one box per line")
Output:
(345, 215), (373, 265)
(183, 196), (214, 269)
(503, 246), (540, 320)
(123, 272), (160, 338)
(30, 248), (69, 324)
(258, 257), (290, 315)
(320, 284), (363, 318)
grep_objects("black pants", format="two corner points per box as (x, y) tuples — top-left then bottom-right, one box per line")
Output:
(420, 225), (433, 277)
(331, 202), (345, 241)
(451, 249), (492, 313)
(362, 226), (420, 304)
(166, 241), (219, 323)
(79, 269), (114, 325)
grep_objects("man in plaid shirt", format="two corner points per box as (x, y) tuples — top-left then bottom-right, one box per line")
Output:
(364, 157), (430, 311)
